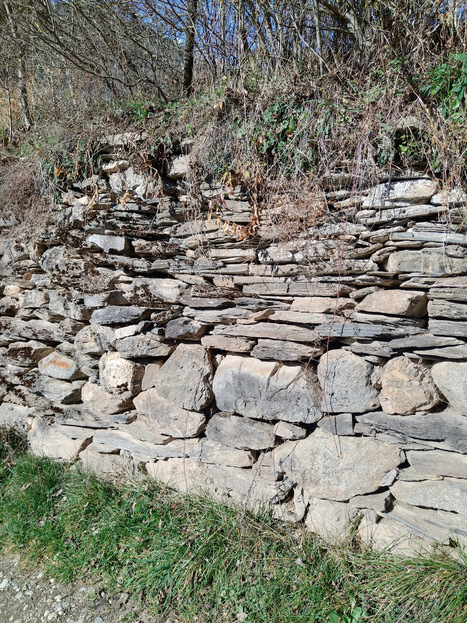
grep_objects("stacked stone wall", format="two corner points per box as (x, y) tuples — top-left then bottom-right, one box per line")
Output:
(1, 135), (466, 553)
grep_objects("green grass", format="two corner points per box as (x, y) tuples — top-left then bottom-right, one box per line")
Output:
(0, 432), (466, 623)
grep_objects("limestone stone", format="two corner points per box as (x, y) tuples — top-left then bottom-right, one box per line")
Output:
(274, 421), (307, 440)
(165, 317), (206, 340)
(35, 377), (84, 404)
(83, 291), (129, 308)
(6, 341), (54, 367)
(99, 352), (144, 396)
(206, 413), (276, 450)
(81, 382), (133, 415)
(213, 355), (322, 424)
(122, 277), (187, 305)
(317, 350), (379, 413)
(167, 155), (190, 179)
(74, 324), (115, 355)
(356, 290), (427, 317)
(153, 344), (213, 411)
(1, 318), (65, 343)
(38, 351), (83, 381)
(428, 319), (467, 338)
(116, 335), (175, 359)
(133, 388), (206, 438)
(389, 334), (463, 350)
(201, 335), (255, 353)
(428, 299), (467, 320)
(431, 187), (467, 205)
(291, 296), (354, 313)
(381, 501), (467, 548)
(363, 179), (438, 207)
(87, 234), (130, 254)
(355, 409), (467, 454)
(431, 361), (467, 414)
(206, 464), (292, 505)
(28, 418), (91, 460)
(146, 458), (209, 495)
(387, 249), (467, 275)
(279, 429), (403, 501)
(305, 498), (353, 540)
(406, 450), (467, 480)
(91, 306), (149, 326)
(188, 439), (254, 468)
(315, 322), (422, 339)
(141, 362), (163, 390)
(358, 515), (428, 555)
(92, 429), (190, 460)
(79, 445), (130, 478)
(349, 492), (393, 513)
(391, 479), (467, 516)
(0, 402), (32, 431)
(124, 415), (171, 445)
(18, 290), (49, 308)
(379, 357), (441, 415)
(214, 322), (319, 343)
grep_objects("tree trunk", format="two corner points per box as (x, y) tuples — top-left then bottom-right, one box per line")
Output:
(183, 0), (198, 96)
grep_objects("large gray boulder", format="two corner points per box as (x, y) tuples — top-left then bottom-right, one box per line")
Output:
(379, 357), (441, 415)
(213, 355), (322, 424)
(317, 349), (379, 413)
(153, 344), (213, 411)
(279, 429), (403, 501)
(431, 361), (467, 415)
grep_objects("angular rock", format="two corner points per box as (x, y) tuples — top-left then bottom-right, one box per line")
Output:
(349, 492), (393, 513)
(92, 429), (189, 460)
(116, 335), (175, 359)
(387, 249), (467, 275)
(38, 351), (83, 381)
(91, 306), (149, 326)
(214, 322), (319, 343)
(188, 439), (254, 468)
(165, 317), (206, 340)
(406, 450), (467, 480)
(305, 498), (353, 540)
(431, 361), (467, 414)
(251, 339), (324, 361)
(274, 421), (307, 440)
(141, 362), (163, 390)
(213, 356), (322, 424)
(133, 389), (206, 438)
(28, 418), (91, 460)
(18, 290), (49, 308)
(167, 155), (189, 179)
(317, 413), (354, 436)
(0, 402), (32, 431)
(122, 277), (187, 305)
(153, 344), (213, 411)
(99, 352), (144, 396)
(201, 335), (255, 353)
(6, 341), (54, 367)
(206, 413), (276, 450)
(391, 479), (467, 516)
(34, 377), (84, 404)
(363, 179), (438, 207)
(242, 282), (352, 297)
(87, 234), (130, 254)
(317, 350), (379, 413)
(279, 429), (403, 501)
(74, 324), (115, 355)
(146, 458), (209, 495)
(314, 322), (423, 339)
(428, 319), (467, 338)
(1, 318), (65, 343)
(428, 299), (467, 320)
(355, 409), (467, 454)
(379, 357), (441, 415)
(389, 334), (463, 350)
(83, 291), (129, 308)
(81, 382), (133, 415)
(291, 296), (354, 313)
(356, 290), (427, 317)
(79, 445), (130, 478)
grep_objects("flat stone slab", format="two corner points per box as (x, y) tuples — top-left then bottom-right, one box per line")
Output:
(406, 450), (467, 480)
(251, 339), (325, 361)
(363, 179), (438, 207)
(387, 249), (467, 275)
(314, 323), (423, 339)
(91, 306), (149, 326)
(213, 355), (322, 424)
(356, 290), (427, 317)
(214, 322), (319, 343)
(201, 335), (255, 353)
(428, 319), (467, 338)
(391, 479), (467, 516)
(206, 413), (276, 450)
(355, 409), (467, 454)
(116, 335), (175, 359)
(428, 299), (467, 320)
(279, 429), (403, 501)
(7, 341), (54, 367)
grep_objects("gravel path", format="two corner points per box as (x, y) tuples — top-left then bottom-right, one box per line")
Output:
(0, 555), (174, 623)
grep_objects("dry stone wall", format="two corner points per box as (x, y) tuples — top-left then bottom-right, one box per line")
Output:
(1, 136), (467, 554)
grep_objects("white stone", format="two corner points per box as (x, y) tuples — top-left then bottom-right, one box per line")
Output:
(99, 352), (144, 396)
(431, 361), (467, 415)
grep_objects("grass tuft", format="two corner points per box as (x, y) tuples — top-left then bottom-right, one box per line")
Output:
(0, 442), (465, 623)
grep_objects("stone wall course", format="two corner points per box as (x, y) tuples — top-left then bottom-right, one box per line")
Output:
(1, 159), (466, 551)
